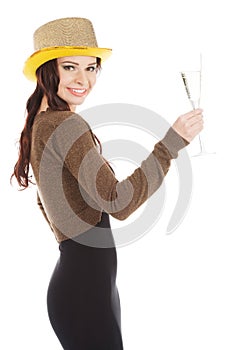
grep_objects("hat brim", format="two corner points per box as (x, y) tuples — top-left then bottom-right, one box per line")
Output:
(23, 46), (112, 81)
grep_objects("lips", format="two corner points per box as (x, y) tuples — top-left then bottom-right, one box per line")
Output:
(67, 88), (88, 97)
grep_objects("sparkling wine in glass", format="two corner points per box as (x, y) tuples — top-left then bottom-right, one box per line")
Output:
(180, 68), (214, 157)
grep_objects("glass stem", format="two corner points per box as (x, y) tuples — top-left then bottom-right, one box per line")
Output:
(198, 134), (204, 153)
(190, 99), (204, 153)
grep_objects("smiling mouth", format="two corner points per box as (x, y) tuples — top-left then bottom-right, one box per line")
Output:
(68, 88), (88, 97)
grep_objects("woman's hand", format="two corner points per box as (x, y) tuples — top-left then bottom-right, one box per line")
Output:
(172, 108), (204, 142)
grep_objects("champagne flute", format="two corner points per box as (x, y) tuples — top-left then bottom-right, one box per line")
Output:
(180, 55), (215, 157)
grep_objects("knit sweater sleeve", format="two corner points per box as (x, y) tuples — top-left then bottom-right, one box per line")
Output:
(48, 113), (188, 221)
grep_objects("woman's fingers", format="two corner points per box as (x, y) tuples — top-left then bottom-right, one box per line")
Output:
(172, 108), (204, 142)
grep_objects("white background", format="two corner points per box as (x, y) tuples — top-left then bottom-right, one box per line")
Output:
(1, 0), (234, 349)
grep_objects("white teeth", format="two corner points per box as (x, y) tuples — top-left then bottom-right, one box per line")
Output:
(72, 89), (86, 93)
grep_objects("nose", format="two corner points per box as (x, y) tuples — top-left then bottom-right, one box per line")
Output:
(75, 69), (88, 87)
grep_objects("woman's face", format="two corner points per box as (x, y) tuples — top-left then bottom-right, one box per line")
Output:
(57, 56), (99, 111)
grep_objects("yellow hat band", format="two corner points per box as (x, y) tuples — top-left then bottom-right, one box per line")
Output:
(23, 46), (112, 81)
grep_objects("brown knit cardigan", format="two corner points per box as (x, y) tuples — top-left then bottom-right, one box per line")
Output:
(30, 109), (188, 243)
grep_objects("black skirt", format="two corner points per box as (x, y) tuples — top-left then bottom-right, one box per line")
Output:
(47, 212), (124, 350)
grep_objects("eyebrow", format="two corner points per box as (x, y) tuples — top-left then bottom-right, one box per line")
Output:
(61, 60), (97, 66)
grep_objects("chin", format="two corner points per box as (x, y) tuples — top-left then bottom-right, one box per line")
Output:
(69, 100), (86, 111)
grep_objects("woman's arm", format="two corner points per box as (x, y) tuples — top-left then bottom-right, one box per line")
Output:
(49, 111), (201, 220)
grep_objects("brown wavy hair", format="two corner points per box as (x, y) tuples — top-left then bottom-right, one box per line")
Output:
(12, 57), (102, 189)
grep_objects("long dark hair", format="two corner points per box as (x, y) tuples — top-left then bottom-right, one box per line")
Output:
(12, 57), (102, 189)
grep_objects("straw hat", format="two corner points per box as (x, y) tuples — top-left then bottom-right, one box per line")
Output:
(23, 17), (112, 81)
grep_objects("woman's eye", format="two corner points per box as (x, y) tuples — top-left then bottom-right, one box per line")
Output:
(87, 66), (97, 72)
(61, 65), (98, 73)
(63, 65), (75, 71)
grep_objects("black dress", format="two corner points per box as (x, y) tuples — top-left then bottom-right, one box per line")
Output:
(47, 212), (123, 350)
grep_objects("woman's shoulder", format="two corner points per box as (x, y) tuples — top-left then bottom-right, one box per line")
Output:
(32, 109), (93, 146)
(35, 109), (84, 123)
(34, 109), (90, 132)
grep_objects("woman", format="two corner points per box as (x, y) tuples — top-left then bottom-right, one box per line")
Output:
(12, 17), (203, 350)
